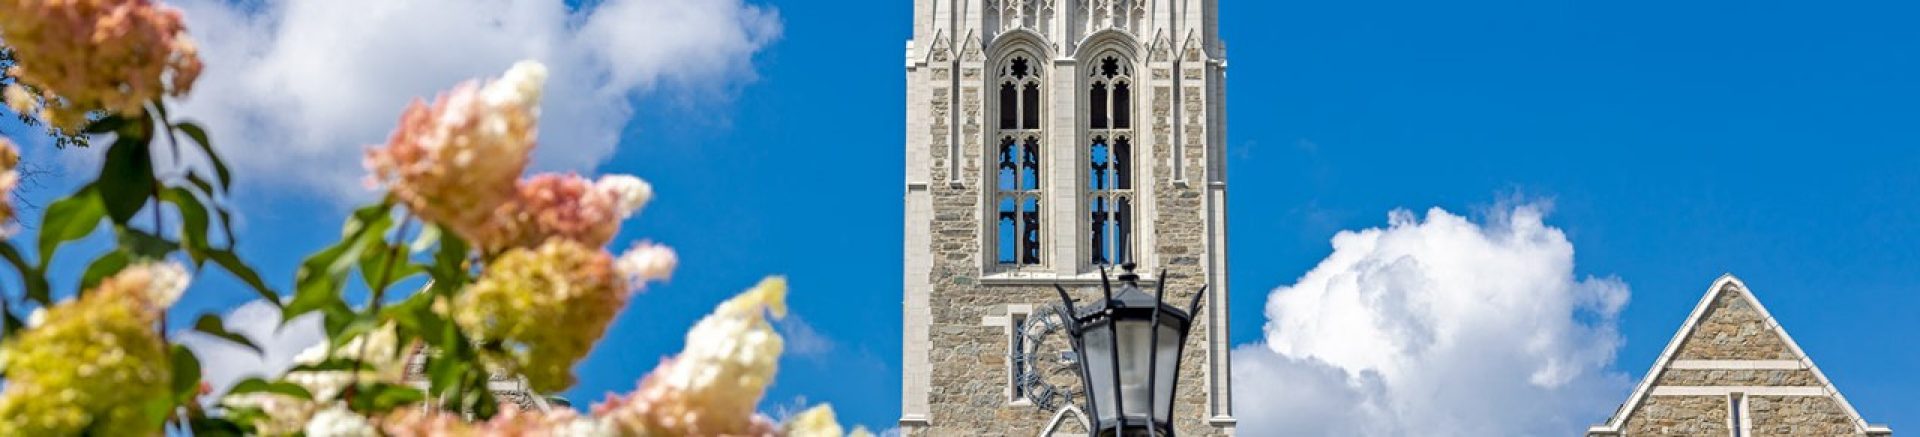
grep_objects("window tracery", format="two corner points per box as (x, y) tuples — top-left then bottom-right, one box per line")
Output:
(1086, 55), (1134, 266)
(995, 56), (1045, 266)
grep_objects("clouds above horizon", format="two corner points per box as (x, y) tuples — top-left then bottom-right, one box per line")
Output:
(164, 0), (781, 200)
(1233, 203), (1632, 436)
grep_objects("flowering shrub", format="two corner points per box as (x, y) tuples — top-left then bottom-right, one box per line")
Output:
(0, 0), (201, 130)
(0, 2), (868, 433)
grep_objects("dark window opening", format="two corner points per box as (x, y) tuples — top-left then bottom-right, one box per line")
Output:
(1022, 83), (1041, 129)
(1000, 83), (1018, 129)
(1113, 82), (1131, 128)
(1100, 57), (1121, 78)
(1114, 137), (1132, 190)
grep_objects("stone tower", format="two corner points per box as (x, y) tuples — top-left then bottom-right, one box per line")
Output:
(1585, 275), (1893, 436)
(900, 0), (1233, 434)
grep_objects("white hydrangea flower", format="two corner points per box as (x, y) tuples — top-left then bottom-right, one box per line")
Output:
(664, 277), (786, 403)
(483, 60), (548, 111)
(595, 174), (653, 217)
(141, 261), (192, 308)
(616, 242), (677, 285)
(784, 404), (845, 437)
(305, 403), (377, 437)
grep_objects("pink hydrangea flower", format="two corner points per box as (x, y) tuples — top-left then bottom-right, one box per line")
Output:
(0, 0), (202, 129)
(365, 61), (545, 244)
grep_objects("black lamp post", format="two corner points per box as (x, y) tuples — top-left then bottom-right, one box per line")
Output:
(1053, 262), (1205, 437)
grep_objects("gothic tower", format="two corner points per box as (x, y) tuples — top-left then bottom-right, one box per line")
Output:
(901, 0), (1233, 434)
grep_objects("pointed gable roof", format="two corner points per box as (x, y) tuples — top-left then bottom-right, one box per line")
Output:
(1585, 274), (1891, 436)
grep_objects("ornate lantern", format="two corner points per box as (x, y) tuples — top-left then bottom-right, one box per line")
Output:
(1053, 262), (1204, 437)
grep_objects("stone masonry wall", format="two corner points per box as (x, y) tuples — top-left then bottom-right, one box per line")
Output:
(1675, 285), (1793, 360)
(1749, 395), (1862, 436)
(1624, 396), (1730, 435)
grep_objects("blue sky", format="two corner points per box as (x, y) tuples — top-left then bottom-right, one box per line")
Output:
(5, 0), (1918, 433)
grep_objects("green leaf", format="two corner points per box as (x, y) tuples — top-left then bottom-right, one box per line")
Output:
(427, 356), (466, 396)
(160, 187), (212, 265)
(206, 248), (279, 307)
(187, 416), (247, 437)
(98, 136), (157, 224)
(80, 250), (132, 291)
(115, 226), (176, 260)
(192, 314), (262, 355)
(427, 230), (471, 294)
(347, 382), (424, 413)
(36, 186), (105, 276)
(174, 122), (231, 191)
(286, 357), (370, 373)
(286, 203), (393, 322)
(0, 243), (50, 305)
(1, 302), (22, 338)
(170, 345), (203, 404)
(82, 114), (132, 135)
(226, 378), (315, 401)
(383, 292), (446, 346)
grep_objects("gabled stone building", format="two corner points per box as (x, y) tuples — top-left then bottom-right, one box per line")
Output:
(1586, 275), (1893, 436)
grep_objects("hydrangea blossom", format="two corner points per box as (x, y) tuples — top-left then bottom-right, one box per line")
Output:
(455, 239), (629, 392)
(616, 242), (678, 286)
(381, 406), (599, 437)
(0, 0), (202, 129)
(365, 61), (546, 244)
(472, 172), (656, 253)
(0, 138), (19, 227)
(304, 403), (378, 437)
(0, 263), (189, 435)
(595, 277), (789, 436)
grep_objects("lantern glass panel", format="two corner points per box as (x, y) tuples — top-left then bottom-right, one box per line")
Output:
(1081, 321), (1118, 423)
(1115, 319), (1153, 419)
(1153, 322), (1181, 422)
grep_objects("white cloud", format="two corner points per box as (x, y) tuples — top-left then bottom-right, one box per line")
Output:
(1232, 203), (1632, 436)
(777, 314), (836, 359)
(175, 299), (325, 395)
(163, 0), (780, 200)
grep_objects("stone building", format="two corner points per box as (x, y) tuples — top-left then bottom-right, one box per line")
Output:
(899, 0), (1234, 435)
(1586, 275), (1893, 436)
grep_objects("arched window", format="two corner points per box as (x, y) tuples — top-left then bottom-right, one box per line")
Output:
(996, 56), (1044, 266)
(1087, 56), (1134, 266)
